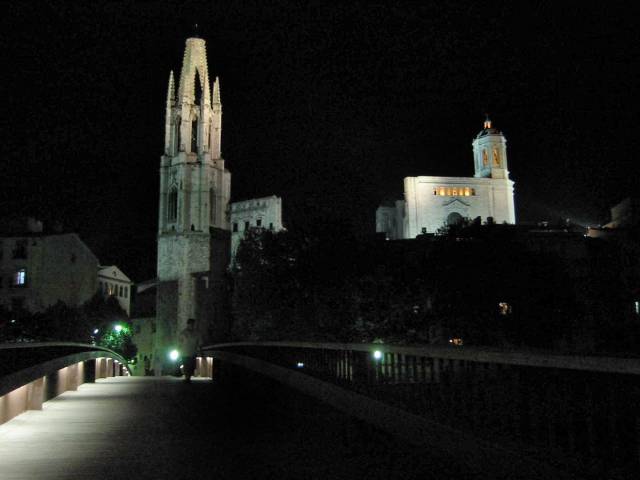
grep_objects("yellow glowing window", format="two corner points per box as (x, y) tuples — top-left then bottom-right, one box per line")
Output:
(435, 187), (475, 196)
(482, 150), (488, 166)
(493, 148), (500, 167)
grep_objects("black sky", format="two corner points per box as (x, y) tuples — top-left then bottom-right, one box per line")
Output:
(1, 1), (639, 280)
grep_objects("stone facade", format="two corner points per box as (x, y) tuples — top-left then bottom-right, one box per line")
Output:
(230, 195), (284, 262)
(377, 118), (516, 238)
(97, 265), (133, 316)
(0, 228), (98, 313)
(155, 36), (231, 371)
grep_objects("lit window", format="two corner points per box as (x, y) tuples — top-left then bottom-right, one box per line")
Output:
(482, 149), (488, 166)
(452, 188), (458, 196)
(464, 187), (471, 196)
(12, 269), (26, 287)
(449, 338), (464, 346)
(498, 302), (512, 315)
(493, 148), (500, 167)
(635, 301), (639, 315)
(439, 187), (446, 196)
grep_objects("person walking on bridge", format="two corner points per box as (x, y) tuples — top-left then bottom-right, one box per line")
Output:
(178, 318), (200, 383)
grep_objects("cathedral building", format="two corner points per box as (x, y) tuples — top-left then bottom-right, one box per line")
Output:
(376, 118), (516, 239)
(155, 36), (231, 370)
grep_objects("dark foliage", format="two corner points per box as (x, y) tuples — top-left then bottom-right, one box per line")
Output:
(230, 225), (640, 354)
(0, 293), (137, 360)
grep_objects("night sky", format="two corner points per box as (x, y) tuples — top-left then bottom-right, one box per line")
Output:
(2, 1), (639, 280)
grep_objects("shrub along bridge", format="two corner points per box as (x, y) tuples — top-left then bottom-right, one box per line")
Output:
(1, 341), (639, 479)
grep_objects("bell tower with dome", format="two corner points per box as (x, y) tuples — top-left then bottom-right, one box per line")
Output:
(473, 116), (509, 180)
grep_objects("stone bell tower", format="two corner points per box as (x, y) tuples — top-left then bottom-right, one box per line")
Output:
(472, 115), (510, 180)
(155, 36), (231, 371)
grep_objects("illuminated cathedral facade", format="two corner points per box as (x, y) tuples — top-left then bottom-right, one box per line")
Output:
(376, 118), (516, 239)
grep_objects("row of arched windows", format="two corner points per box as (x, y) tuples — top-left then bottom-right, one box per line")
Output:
(433, 187), (476, 197)
(166, 188), (217, 224)
(173, 117), (200, 154)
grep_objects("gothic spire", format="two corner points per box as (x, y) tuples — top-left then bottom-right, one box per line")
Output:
(166, 70), (175, 110)
(213, 76), (221, 104)
(177, 37), (211, 106)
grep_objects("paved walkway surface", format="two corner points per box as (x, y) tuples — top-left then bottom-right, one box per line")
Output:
(0, 376), (463, 480)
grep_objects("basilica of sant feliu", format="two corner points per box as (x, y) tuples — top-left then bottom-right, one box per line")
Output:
(154, 36), (282, 370)
(376, 118), (516, 239)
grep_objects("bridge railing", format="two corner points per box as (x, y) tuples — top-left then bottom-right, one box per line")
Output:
(202, 341), (640, 479)
(0, 342), (130, 425)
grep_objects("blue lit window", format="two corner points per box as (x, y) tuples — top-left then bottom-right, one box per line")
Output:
(13, 269), (26, 287)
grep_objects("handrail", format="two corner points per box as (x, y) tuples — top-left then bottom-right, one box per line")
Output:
(203, 341), (640, 477)
(0, 341), (123, 356)
(0, 343), (130, 398)
(203, 341), (640, 375)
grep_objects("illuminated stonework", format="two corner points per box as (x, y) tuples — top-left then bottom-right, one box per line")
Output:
(155, 37), (231, 373)
(376, 117), (516, 238)
(230, 195), (284, 263)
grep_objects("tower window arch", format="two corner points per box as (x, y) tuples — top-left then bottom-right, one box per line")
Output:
(191, 117), (198, 153)
(175, 116), (181, 152)
(493, 148), (500, 167)
(168, 187), (178, 223)
(482, 149), (488, 167)
(194, 70), (203, 105)
(209, 188), (216, 225)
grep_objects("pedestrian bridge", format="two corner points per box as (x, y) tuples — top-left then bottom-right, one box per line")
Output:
(1, 342), (639, 479)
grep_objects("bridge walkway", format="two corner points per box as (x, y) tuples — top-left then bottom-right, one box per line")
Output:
(0, 376), (462, 480)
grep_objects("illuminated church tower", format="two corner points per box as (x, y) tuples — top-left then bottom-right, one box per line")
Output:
(377, 115), (515, 239)
(472, 116), (509, 179)
(155, 36), (231, 370)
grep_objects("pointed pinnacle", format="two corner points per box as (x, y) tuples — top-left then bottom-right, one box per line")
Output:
(213, 76), (221, 104)
(167, 70), (175, 104)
